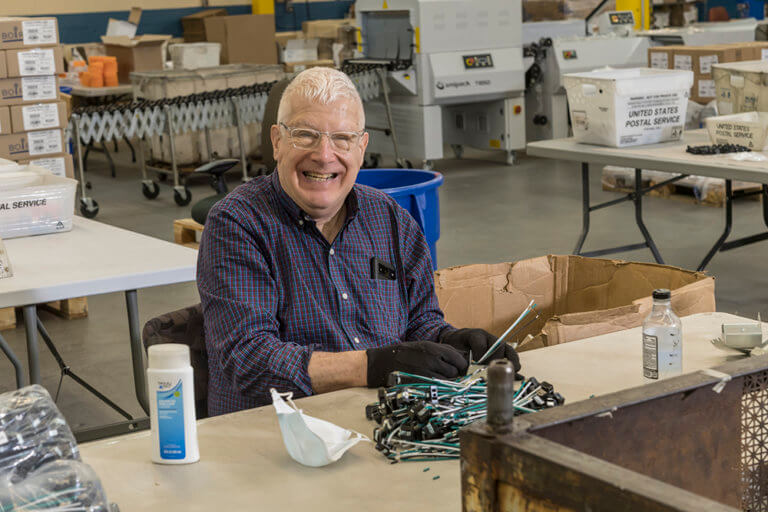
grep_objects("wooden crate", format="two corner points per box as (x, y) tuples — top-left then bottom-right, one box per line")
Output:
(0, 297), (89, 331)
(174, 218), (204, 249)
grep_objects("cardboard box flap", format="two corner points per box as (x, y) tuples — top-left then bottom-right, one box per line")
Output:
(101, 35), (171, 47)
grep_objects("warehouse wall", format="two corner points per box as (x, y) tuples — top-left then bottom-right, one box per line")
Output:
(2, 0), (355, 43)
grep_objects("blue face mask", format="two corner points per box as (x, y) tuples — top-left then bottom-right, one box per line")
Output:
(270, 389), (369, 467)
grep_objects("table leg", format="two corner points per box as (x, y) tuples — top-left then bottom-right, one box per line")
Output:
(697, 179), (733, 271)
(22, 305), (40, 384)
(634, 168), (664, 265)
(0, 332), (26, 388)
(573, 162), (590, 254)
(125, 290), (149, 414)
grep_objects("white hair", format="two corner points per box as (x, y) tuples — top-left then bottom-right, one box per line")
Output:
(277, 67), (364, 128)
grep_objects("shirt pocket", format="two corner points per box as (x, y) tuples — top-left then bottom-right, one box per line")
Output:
(368, 279), (406, 336)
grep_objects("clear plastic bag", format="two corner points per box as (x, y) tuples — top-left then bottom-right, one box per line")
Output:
(0, 386), (79, 483)
(0, 460), (113, 512)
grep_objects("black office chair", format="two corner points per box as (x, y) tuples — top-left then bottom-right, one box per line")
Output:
(190, 159), (239, 225)
(142, 304), (208, 419)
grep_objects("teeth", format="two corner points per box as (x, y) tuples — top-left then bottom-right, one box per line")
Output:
(303, 171), (335, 181)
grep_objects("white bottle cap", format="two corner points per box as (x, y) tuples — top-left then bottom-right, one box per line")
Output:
(148, 344), (191, 370)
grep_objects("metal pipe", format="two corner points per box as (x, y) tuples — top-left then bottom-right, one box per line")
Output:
(72, 114), (89, 199)
(487, 359), (517, 432)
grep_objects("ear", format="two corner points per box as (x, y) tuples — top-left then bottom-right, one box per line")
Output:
(357, 132), (369, 168)
(270, 124), (281, 161)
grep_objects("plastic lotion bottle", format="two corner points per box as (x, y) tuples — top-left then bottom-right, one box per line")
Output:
(147, 344), (200, 464)
(642, 288), (682, 380)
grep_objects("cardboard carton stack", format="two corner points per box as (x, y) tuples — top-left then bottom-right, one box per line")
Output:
(302, 19), (356, 65)
(202, 14), (278, 65)
(0, 17), (73, 178)
(648, 42), (768, 104)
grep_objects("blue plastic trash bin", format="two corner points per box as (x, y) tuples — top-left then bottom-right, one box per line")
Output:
(355, 169), (444, 269)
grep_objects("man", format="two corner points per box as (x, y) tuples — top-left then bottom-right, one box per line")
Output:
(197, 67), (519, 416)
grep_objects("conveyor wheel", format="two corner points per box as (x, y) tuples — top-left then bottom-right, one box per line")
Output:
(142, 181), (160, 199)
(422, 160), (434, 170)
(174, 187), (192, 206)
(79, 198), (99, 219)
(451, 144), (464, 159)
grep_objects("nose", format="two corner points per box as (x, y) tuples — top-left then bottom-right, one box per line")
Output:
(311, 134), (338, 163)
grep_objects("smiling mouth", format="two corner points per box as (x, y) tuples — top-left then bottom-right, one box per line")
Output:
(302, 171), (338, 182)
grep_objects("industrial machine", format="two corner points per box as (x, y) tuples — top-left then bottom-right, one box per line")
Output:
(524, 11), (650, 142)
(640, 18), (759, 46)
(354, 0), (526, 167)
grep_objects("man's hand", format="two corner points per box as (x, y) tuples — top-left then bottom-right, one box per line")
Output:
(366, 341), (469, 387)
(439, 328), (521, 371)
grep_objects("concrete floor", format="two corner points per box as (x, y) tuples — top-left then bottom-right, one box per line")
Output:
(1, 143), (767, 430)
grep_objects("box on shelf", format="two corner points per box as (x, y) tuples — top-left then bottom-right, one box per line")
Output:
(302, 19), (355, 60)
(284, 59), (335, 73)
(523, 0), (566, 21)
(19, 153), (74, 179)
(105, 7), (141, 38)
(3, 46), (64, 78)
(713, 60), (768, 114)
(102, 35), (171, 83)
(203, 15), (277, 65)
(704, 112), (768, 151)
(10, 100), (67, 132)
(0, 53), (5, 79)
(182, 9), (227, 42)
(563, 67), (693, 147)
(436, 255), (715, 351)
(280, 39), (319, 64)
(0, 129), (64, 160)
(0, 18), (59, 50)
(0, 76), (58, 106)
(169, 43), (221, 70)
(0, 166), (76, 239)
(0, 107), (9, 135)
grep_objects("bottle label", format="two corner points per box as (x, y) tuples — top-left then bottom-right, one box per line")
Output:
(643, 333), (659, 379)
(157, 379), (186, 460)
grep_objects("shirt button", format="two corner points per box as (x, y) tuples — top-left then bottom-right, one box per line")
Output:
(298, 220), (304, 226)
(354, 337), (360, 344)
(329, 248), (335, 256)
(342, 293), (348, 300)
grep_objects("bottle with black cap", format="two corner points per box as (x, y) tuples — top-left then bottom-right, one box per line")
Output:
(642, 288), (682, 380)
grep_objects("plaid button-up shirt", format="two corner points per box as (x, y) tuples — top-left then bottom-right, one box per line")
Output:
(197, 172), (450, 416)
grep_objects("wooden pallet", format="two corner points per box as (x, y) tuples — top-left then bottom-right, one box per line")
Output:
(0, 297), (89, 331)
(602, 173), (762, 208)
(174, 218), (204, 249)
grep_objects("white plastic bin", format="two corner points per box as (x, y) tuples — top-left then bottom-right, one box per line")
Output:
(0, 166), (77, 239)
(169, 43), (221, 70)
(563, 67), (694, 147)
(705, 112), (768, 150)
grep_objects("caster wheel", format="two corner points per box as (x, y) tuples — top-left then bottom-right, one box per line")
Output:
(506, 151), (518, 165)
(79, 198), (99, 218)
(174, 187), (192, 206)
(451, 144), (464, 159)
(142, 181), (160, 199)
(396, 159), (414, 169)
(85, 181), (92, 190)
(422, 160), (434, 170)
(157, 173), (168, 183)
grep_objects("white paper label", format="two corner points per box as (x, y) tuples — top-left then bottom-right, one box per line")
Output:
(762, 49), (768, 61)
(698, 79), (716, 98)
(21, 76), (57, 101)
(22, 103), (60, 130)
(0, 431), (7, 445)
(27, 130), (61, 156)
(650, 52), (668, 69)
(674, 54), (692, 71)
(22, 20), (57, 45)
(616, 91), (686, 146)
(30, 156), (66, 176)
(699, 55), (718, 74)
(17, 49), (56, 76)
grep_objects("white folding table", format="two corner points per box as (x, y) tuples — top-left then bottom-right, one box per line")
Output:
(79, 312), (754, 511)
(527, 130), (768, 270)
(0, 217), (197, 438)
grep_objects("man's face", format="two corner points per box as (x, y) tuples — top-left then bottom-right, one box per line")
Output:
(271, 96), (369, 221)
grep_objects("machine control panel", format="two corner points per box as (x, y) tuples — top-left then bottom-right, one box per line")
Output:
(463, 54), (494, 69)
(608, 11), (634, 25)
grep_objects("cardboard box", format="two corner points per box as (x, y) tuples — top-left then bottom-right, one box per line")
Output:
(182, 9), (227, 43)
(0, 76), (58, 107)
(106, 7), (141, 39)
(19, 152), (74, 179)
(281, 39), (318, 63)
(284, 59), (335, 73)
(713, 60), (768, 114)
(203, 15), (277, 65)
(0, 107), (10, 135)
(102, 35), (171, 84)
(436, 255), (715, 351)
(169, 42), (221, 70)
(10, 100), (67, 132)
(0, 128), (64, 160)
(302, 19), (354, 40)
(4, 46), (64, 78)
(523, 0), (567, 21)
(0, 53), (6, 79)
(0, 18), (59, 50)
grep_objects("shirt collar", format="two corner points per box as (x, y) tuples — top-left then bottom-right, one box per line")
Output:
(269, 170), (359, 227)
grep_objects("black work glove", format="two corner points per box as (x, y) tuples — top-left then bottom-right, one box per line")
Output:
(366, 341), (469, 387)
(439, 327), (521, 371)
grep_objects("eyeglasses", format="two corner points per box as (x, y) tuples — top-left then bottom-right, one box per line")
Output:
(280, 122), (364, 153)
